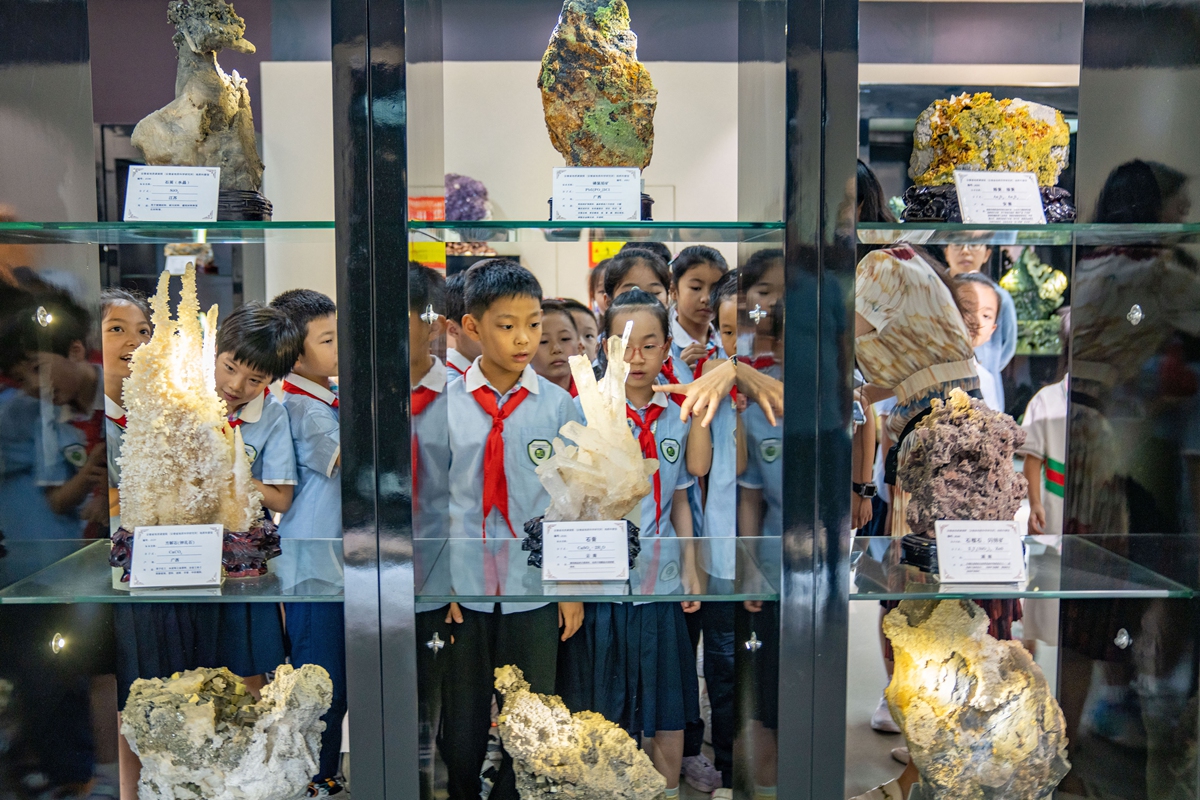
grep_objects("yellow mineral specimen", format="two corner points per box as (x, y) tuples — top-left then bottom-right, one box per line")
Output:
(118, 264), (263, 532)
(909, 93), (1070, 187)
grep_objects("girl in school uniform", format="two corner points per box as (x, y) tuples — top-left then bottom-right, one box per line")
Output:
(668, 246), (729, 378)
(559, 289), (712, 799)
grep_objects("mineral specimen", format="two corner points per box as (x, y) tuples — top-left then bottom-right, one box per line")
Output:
(884, 599), (1070, 800)
(909, 93), (1070, 188)
(131, 0), (265, 194)
(445, 173), (490, 222)
(118, 264), (264, 533)
(898, 388), (1027, 536)
(1000, 247), (1068, 355)
(122, 665), (332, 800)
(538, 0), (657, 169)
(536, 322), (658, 522)
(495, 665), (666, 800)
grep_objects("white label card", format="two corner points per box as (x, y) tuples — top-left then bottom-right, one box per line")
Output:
(953, 170), (1047, 225)
(130, 525), (224, 589)
(936, 520), (1026, 583)
(552, 167), (641, 221)
(124, 166), (221, 222)
(542, 520), (630, 581)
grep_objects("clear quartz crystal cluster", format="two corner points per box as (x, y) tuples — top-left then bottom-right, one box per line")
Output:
(537, 323), (657, 521)
(119, 264), (263, 532)
(495, 665), (666, 800)
(122, 665), (332, 800)
(884, 600), (1070, 799)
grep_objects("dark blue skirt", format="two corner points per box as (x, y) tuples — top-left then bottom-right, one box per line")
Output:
(558, 601), (699, 738)
(114, 603), (221, 709)
(216, 602), (286, 678)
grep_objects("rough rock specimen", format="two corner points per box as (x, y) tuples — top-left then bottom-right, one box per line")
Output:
(495, 665), (666, 800)
(909, 93), (1070, 188)
(884, 599), (1070, 799)
(538, 0), (657, 169)
(118, 264), (264, 533)
(122, 665), (332, 800)
(445, 173), (490, 222)
(1000, 247), (1069, 355)
(898, 388), (1027, 536)
(536, 322), (657, 521)
(132, 0), (264, 192)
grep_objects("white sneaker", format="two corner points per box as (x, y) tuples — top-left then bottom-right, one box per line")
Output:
(891, 746), (910, 765)
(870, 695), (900, 733)
(850, 778), (909, 800)
(712, 790), (734, 800)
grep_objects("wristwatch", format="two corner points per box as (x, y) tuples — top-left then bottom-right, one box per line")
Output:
(852, 482), (877, 499)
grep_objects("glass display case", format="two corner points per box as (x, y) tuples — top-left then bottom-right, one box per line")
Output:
(3, 0), (1200, 798)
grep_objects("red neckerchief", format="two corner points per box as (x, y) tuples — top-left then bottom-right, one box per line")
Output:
(626, 403), (666, 529)
(107, 412), (127, 429)
(470, 384), (531, 537)
(691, 344), (719, 379)
(657, 359), (691, 406)
(227, 388), (270, 428)
(568, 377), (579, 398)
(738, 354), (777, 371)
(410, 386), (439, 514)
(283, 379), (339, 409)
(447, 361), (466, 377)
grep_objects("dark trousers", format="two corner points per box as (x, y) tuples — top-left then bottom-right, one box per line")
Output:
(702, 601), (737, 788)
(418, 608), (452, 800)
(439, 603), (559, 800)
(285, 602), (347, 781)
(684, 609), (705, 757)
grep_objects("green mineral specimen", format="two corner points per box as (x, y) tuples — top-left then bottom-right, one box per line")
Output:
(1001, 247), (1068, 355)
(538, 0), (657, 169)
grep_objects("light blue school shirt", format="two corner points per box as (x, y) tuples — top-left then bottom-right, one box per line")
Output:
(0, 386), (83, 540)
(34, 367), (104, 488)
(276, 374), (341, 540)
(669, 306), (726, 370)
(412, 358), (450, 613)
(700, 394), (738, 581)
(105, 395), (127, 534)
(975, 286), (1017, 411)
(738, 402), (783, 589)
(230, 389), (298, 486)
(448, 359), (582, 614)
(615, 393), (694, 598)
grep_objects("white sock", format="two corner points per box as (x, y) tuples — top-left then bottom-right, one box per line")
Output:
(664, 788), (680, 799)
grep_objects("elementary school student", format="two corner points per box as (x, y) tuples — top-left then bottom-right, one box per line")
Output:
(532, 298), (584, 396)
(100, 288), (153, 533)
(444, 269), (479, 380)
(559, 297), (599, 363)
(270, 288), (347, 797)
(441, 258), (583, 800)
(953, 272), (1004, 412)
(559, 288), (710, 800)
(213, 301), (303, 694)
(669, 245), (729, 376)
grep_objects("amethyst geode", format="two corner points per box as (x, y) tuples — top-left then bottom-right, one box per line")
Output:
(109, 517), (281, 581)
(898, 389), (1028, 536)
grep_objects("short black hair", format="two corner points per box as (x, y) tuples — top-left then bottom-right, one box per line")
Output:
(463, 258), (542, 318)
(603, 287), (669, 340)
(589, 260), (609, 303)
(0, 284), (91, 373)
(541, 298), (579, 334)
(100, 287), (152, 327)
(216, 302), (303, 381)
(558, 297), (592, 319)
(671, 245), (729, 285)
(444, 270), (468, 325)
(741, 248), (783, 289)
(604, 249), (670, 300)
(409, 262), (446, 317)
(711, 269), (738, 312)
(269, 288), (336, 352)
(621, 240), (671, 264)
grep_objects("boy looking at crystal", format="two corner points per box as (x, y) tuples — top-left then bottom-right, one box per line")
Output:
(213, 301), (302, 695)
(444, 269), (480, 379)
(441, 259), (583, 800)
(269, 288), (347, 797)
(953, 272), (1003, 412)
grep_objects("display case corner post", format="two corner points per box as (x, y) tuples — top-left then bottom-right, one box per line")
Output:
(779, 0), (859, 794)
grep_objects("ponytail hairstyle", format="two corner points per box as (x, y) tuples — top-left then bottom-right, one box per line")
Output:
(671, 245), (729, 287)
(602, 287), (670, 340)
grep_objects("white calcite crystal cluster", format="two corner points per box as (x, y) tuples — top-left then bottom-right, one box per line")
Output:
(495, 665), (666, 800)
(536, 322), (657, 521)
(122, 665), (332, 800)
(119, 264), (262, 532)
(884, 599), (1070, 800)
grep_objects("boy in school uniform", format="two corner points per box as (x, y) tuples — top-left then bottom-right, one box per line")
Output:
(213, 302), (303, 694)
(269, 288), (347, 798)
(444, 269), (480, 380)
(441, 259), (584, 800)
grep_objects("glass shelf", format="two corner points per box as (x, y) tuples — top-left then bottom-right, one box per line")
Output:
(858, 222), (1200, 247)
(0, 539), (344, 604)
(414, 537), (781, 603)
(850, 535), (1196, 601)
(0, 221), (335, 245)
(409, 220), (786, 244)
